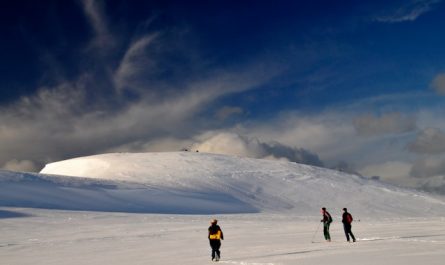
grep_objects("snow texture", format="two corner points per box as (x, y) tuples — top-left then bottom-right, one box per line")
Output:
(1, 208), (445, 265)
(3, 151), (442, 217)
(2, 152), (445, 265)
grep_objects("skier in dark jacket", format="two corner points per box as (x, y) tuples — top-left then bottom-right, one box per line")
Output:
(208, 219), (224, 261)
(321, 207), (332, 242)
(342, 208), (356, 242)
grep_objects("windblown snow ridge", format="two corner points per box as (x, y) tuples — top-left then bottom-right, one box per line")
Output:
(0, 169), (255, 214)
(2, 152), (445, 216)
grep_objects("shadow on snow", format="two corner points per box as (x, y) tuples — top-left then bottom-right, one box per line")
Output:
(0, 210), (32, 219)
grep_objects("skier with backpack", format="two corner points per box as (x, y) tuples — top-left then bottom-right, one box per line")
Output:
(208, 219), (224, 262)
(321, 207), (332, 242)
(342, 208), (356, 242)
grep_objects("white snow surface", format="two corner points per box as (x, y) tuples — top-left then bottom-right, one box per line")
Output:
(1, 208), (445, 265)
(30, 151), (445, 217)
(2, 152), (445, 264)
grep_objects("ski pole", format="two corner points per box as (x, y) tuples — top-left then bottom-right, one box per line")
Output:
(311, 222), (322, 243)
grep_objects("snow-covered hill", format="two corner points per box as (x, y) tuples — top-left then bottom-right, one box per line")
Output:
(2, 152), (445, 217)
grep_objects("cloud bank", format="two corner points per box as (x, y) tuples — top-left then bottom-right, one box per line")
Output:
(353, 113), (417, 136)
(410, 157), (445, 178)
(408, 128), (445, 154)
(191, 132), (324, 167)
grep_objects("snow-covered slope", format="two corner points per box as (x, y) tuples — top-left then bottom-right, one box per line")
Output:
(2, 152), (445, 217)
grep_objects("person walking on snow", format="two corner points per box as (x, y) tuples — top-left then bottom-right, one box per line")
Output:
(321, 207), (332, 242)
(342, 208), (356, 242)
(208, 219), (224, 261)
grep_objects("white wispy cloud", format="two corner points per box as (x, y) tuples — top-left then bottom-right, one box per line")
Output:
(353, 112), (417, 136)
(0, 58), (277, 172)
(114, 34), (160, 91)
(4, 1), (445, 196)
(215, 106), (244, 121)
(375, 0), (442, 23)
(1, 1), (285, 172)
(80, 0), (113, 48)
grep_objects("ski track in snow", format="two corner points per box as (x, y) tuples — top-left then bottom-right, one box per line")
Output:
(359, 235), (445, 243)
(220, 261), (276, 265)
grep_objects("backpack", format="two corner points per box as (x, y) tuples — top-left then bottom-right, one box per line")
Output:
(346, 213), (353, 223)
(209, 225), (222, 240)
(326, 212), (333, 223)
(209, 230), (222, 240)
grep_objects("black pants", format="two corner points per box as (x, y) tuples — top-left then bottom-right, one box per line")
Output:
(323, 222), (331, 241)
(209, 240), (221, 259)
(343, 223), (356, 242)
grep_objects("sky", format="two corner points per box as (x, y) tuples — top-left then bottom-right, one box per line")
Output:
(1, 0), (445, 193)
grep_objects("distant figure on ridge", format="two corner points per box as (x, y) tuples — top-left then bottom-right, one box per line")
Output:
(208, 219), (224, 261)
(342, 208), (356, 242)
(321, 207), (332, 242)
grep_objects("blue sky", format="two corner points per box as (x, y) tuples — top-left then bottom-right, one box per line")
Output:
(2, 0), (445, 193)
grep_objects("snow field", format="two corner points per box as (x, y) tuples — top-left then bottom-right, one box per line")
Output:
(38, 152), (445, 217)
(2, 152), (445, 264)
(1, 208), (445, 265)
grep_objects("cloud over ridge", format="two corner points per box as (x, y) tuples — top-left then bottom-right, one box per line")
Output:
(191, 132), (324, 167)
(353, 112), (417, 136)
(408, 128), (445, 154)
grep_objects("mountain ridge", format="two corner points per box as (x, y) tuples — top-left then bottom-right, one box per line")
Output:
(1, 152), (444, 217)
